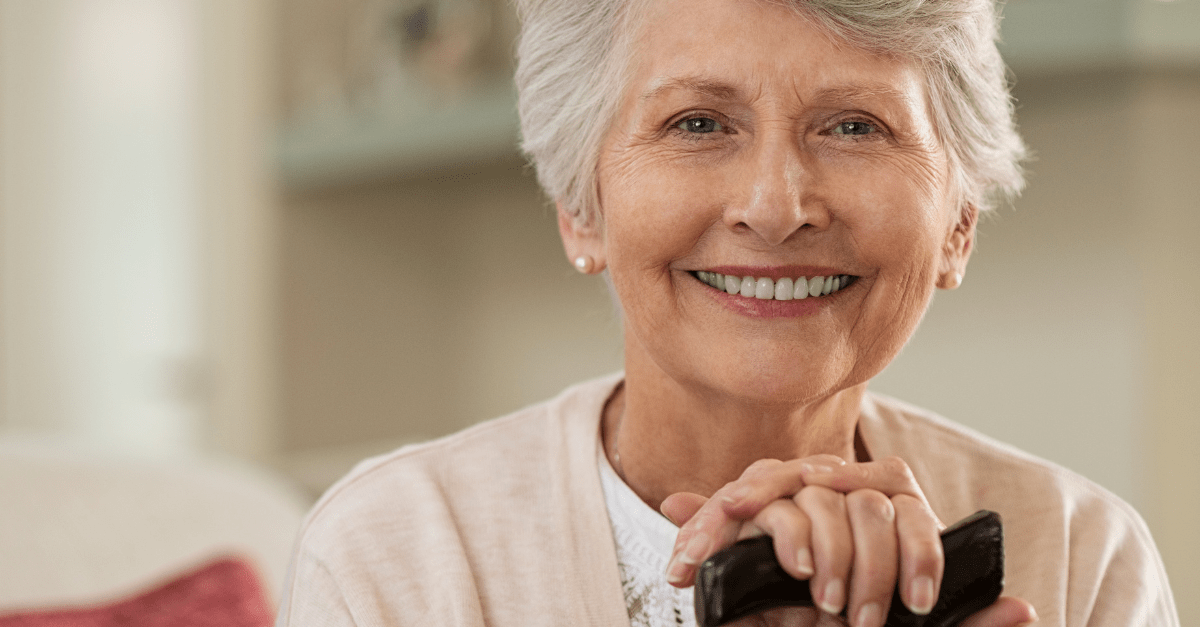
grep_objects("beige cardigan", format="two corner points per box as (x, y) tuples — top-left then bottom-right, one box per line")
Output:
(276, 374), (1178, 626)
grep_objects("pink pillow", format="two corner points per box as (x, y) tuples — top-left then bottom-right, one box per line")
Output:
(0, 557), (273, 627)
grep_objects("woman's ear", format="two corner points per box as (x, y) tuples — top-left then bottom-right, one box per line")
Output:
(937, 203), (978, 290)
(557, 202), (607, 274)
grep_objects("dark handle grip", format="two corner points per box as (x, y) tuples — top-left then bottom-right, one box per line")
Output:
(694, 510), (1004, 627)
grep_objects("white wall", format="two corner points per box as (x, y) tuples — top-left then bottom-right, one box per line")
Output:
(0, 0), (205, 455)
(0, 0), (279, 462)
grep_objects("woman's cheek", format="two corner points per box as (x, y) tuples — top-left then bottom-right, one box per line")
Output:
(613, 173), (721, 265)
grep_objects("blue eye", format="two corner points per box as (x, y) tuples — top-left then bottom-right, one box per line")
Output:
(832, 121), (876, 136)
(677, 117), (723, 133)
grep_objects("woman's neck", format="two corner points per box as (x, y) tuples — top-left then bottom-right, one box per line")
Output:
(603, 365), (868, 513)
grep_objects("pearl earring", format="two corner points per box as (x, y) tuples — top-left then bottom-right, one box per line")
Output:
(946, 272), (963, 289)
(574, 255), (594, 273)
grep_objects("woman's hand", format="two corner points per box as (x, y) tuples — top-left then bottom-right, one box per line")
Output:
(661, 457), (1038, 627)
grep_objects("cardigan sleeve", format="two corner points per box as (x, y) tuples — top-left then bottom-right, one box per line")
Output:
(1066, 496), (1179, 627)
(276, 548), (360, 627)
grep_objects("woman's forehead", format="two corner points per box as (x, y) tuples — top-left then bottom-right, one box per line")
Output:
(627, 0), (926, 112)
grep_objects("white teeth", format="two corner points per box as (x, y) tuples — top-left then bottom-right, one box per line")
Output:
(755, 277), (774, 299)
(725, 274), (739, 295)
(775, 277), (793, 301)
(795, 277), (809, 299)
(739, 276), (755, 298)
(697, 272), (853, 301)
(808, 276), (823, 298)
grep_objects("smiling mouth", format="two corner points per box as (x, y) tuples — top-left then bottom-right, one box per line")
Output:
(692, 271), (858, 301)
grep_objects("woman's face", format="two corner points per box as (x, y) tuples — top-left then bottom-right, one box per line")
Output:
(574, 0), (974, 405)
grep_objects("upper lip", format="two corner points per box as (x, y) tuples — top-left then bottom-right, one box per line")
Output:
(699, 265), (856, 280)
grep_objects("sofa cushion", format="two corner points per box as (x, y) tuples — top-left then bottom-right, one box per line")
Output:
(0, 556), (272, 627)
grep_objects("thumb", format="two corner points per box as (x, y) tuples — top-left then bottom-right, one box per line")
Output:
(660, 492), (708, 527)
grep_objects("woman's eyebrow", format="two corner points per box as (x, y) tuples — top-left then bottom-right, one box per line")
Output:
(639, 77), (918, 115)
(808, 84), (916, 109)
(640, 76), (743, 103)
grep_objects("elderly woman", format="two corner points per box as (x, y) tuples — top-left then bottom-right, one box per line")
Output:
(277, 0), (1179, 625)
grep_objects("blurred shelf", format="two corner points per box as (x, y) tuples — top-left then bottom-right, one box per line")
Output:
(999, 0), (1200, 76)
(276, 83), (520, 189)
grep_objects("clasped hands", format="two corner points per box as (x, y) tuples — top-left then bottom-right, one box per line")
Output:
(659, 456), (1038, 627)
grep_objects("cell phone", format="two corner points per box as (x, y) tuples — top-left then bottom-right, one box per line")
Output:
(693, 509), (1004, 627)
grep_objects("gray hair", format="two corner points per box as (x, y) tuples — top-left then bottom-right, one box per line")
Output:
(515, 0), (1027, 227)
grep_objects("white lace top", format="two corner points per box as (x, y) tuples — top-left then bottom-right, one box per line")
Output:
(599, 448), (697, 627)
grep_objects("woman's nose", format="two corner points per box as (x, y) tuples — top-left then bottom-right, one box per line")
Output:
(723, 138), (828, 246)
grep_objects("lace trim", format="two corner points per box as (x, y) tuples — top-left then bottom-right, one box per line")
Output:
(599, 447), (696, 627)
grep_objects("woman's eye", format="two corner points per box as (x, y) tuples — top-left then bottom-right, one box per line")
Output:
(676, 117), (723, 134)
(831, 121), (876, 136)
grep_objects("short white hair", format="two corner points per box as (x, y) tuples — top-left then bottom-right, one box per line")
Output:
(515, 0), (1027, 227)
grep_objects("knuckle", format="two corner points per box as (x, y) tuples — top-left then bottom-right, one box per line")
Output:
(847, 489), (895, 524)
(806, 453), (848, 466)
(744, 458), (783, 477)
(796, 485), (841, 510)
(735, 524), (767, 541)
(755, 502), (791, 534)
(776, 500), (807, 531)
(719, 480), (742, 496)
(892, 494), (937, 526)
(908, 537), (945, 566)
(880, 456), (915, 482)
(854, 561), (895, 587)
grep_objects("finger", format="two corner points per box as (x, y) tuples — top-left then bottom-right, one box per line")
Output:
(666, 455), (846, 588)
(684, 455), (843, 575)
(795, 486), (852, 617)
(666, 486), (744, 587)
(666, 459), (800, 587)
(722, 455), (848, 517)
(844, 490), (898, 627)
(748, 498), (815, 580)
(892, 494), (943, 615)
(661, 492), (708, 526)
(735, 520), (766, 541)
(797, 457), (933, 512)
(957, 597), (1039, 627)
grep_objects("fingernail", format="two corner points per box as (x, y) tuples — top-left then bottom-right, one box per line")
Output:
(679, 532), (710, 565)
(794, 548), (814, 578)
(666, 555), (688, 584)
(723, 485), (751, 504)
(908, 576), (934, 615)
(801, 463), (835, 475)
(818, 578), (844, 615)
(854, 602), (882, 627)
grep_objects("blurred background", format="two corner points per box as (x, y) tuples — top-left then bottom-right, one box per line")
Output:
(0, 0), (1196, 620)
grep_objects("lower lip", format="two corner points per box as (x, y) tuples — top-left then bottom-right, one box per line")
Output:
(699, 278), (852, 318)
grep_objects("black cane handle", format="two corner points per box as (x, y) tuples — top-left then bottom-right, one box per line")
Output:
(694, 510), (1004, 627)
